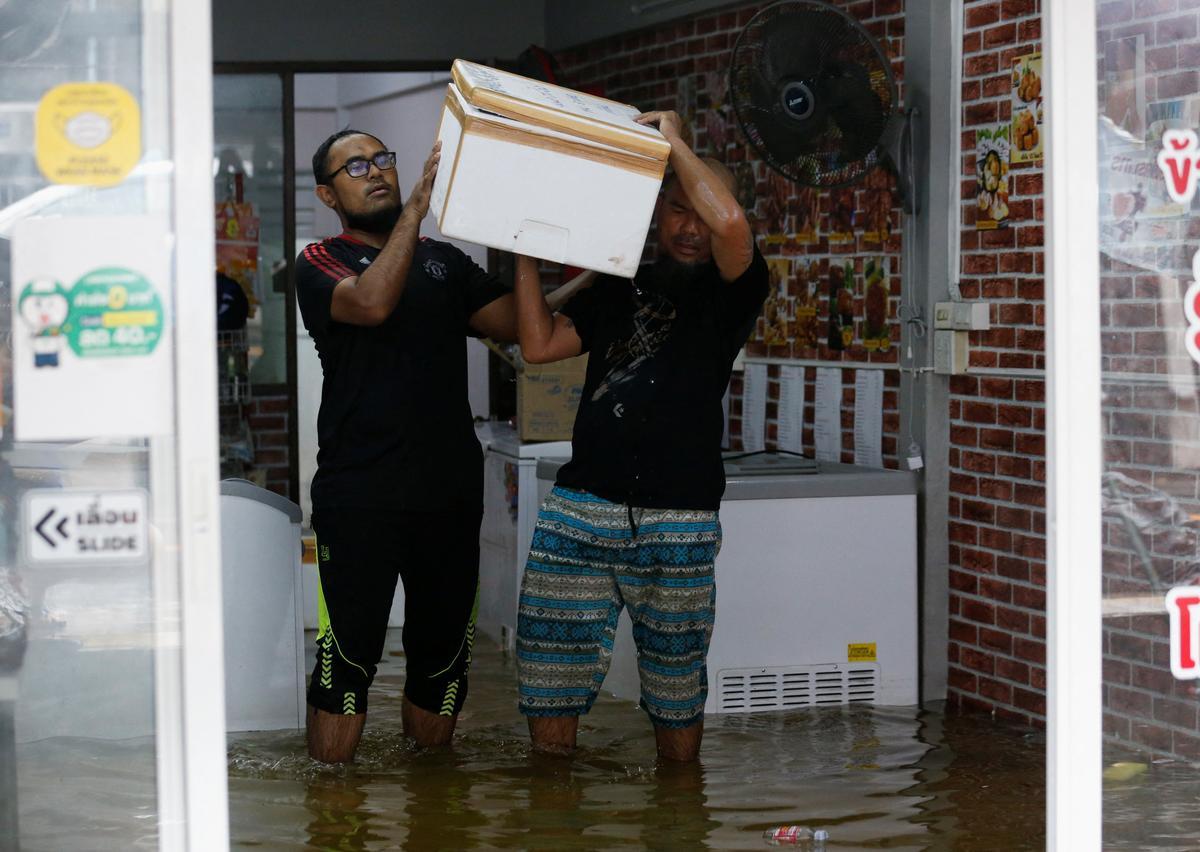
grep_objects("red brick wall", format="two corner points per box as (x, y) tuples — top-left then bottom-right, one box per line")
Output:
(954, 0), (1200, 762)
(949, 0), (1048, 727)
(249, 391), (292, 499)
(555, 0), (907, 465)
(221, 391), (292, 499)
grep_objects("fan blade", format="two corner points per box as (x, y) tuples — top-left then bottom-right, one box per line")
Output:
(739, 76), (816, 165)
(818, 66), (890, 160)
(759, 8), (832, 83)
(744, 62), (829, 161)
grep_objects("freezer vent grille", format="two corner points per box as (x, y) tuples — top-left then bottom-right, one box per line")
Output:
(716, 664), (879, 712)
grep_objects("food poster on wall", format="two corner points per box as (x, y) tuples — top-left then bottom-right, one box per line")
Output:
(215, 199), (260, 318)
(829, 187), (856, 244)
(734, 161), (757, 213)
(760, 257), (793, 348)
(700, 71), (731, 155)
(862, 169), (893, 246)
(1010, 51), (1044, 163)
(862, 257), (891, 352)
(12, 217), (173, 441)
(763, 170), (792, 245)
(976, 124), (1010, 230)
(792, 260), (820, 351)
(795, 186), (821, 245)
(826, 260), (855, 351)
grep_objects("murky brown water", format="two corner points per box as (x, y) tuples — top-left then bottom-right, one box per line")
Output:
(15, 629), (1200, 850)
(227, 631), (1050, 851)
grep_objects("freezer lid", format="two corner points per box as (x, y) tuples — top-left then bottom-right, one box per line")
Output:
(451, 59), (672, 162)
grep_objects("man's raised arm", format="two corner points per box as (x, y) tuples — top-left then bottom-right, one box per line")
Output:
(635, 110), (754, 282)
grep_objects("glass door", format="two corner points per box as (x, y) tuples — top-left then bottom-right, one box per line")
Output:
(1049, 0), (1200, 846)
(0, 1), (226, 849)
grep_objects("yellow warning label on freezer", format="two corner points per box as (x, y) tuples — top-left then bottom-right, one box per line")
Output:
(848, 643), (877, 662)
(36, 82), (141, 187)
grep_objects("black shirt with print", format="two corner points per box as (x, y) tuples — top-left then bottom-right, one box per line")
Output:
(554, 248), (769, 510)
(295, 234), (507, 512)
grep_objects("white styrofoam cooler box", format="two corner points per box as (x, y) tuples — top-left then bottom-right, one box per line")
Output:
(431, 60), (671, 278)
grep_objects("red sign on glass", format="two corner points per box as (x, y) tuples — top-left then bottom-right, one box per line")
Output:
(1157, 130), (1200, 206)
(1167, 587), (1200, 680)
(1182, 251), (1200, 366)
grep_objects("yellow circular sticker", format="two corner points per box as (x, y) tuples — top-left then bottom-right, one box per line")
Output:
(35, 82), (141, 187)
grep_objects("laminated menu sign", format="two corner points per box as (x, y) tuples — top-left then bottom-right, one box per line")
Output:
(432, 60), (670, 277)
(777, 365), (804, 455)
(11, 217), (173, 441)
(741, 363), (767, 453)
(1010, 52), (1043, 164)
(814, 367), (842, 463)
(853, 370), (884, 468)
(975, 125), (1010, 230)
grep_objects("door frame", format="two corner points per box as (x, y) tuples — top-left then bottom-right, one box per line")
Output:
(1044, 0), (1103, 847)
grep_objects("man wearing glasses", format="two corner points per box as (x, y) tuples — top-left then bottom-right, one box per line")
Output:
(295, 129), (581, 762)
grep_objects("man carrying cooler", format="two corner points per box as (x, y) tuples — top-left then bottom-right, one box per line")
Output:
(295, 129), (586, 762)
(511, 109), (768, 761)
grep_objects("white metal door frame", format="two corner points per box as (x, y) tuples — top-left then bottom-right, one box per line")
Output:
(1044, 0), (1103, 847)
(165, 0), (229, 848)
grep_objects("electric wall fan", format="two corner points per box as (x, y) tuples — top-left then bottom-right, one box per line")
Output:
(730, 0), (912, 202)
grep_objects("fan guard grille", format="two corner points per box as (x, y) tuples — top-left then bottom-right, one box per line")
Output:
(730, 0), (897, 187)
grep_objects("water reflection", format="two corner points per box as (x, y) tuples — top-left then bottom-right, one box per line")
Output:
(304, 779), (375, 851)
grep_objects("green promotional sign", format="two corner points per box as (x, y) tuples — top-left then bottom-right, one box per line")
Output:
(65, 267), (163, 358)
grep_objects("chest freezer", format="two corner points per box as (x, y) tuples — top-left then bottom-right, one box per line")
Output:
(534, 454), (921, 712)
(430, 59), (671, 278)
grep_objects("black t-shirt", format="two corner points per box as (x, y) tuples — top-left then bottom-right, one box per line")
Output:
(295, 234), (508, 511)
(555, 249), (769, 510)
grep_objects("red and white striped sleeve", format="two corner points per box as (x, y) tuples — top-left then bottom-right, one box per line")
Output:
(296, 239), (358, 336)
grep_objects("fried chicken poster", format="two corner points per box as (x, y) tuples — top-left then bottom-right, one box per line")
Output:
(829, 188), (856, 245)
(862, 258), (891, 353)
(792, 260), (820, 351)
(763, 169), (792, 244)
(759, 258), (793, 346)
(827, 260), (855, 351)
(975, 125), (1011, 230)
(795, 186), (820, 245)
(862, 170), (893, 246)
(1011, 52), (1043, 164)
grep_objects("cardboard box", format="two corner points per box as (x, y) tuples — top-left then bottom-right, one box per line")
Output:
(517, 354), (588, 442)
(430, 60), (671, 279)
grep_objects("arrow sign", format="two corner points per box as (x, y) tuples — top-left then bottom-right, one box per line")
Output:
(24, 489), (148, 565)
(33, 508), (71, 548)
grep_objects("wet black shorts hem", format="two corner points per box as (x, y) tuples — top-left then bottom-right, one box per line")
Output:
(306, 504), (482, 718)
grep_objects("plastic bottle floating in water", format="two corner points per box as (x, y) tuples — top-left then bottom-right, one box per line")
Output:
(763, 825), (829, 846)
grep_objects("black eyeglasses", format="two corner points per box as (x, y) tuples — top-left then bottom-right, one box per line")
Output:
(327, 150), (397, 180)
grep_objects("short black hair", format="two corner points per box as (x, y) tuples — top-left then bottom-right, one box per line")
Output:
(312, 128), (380, 185)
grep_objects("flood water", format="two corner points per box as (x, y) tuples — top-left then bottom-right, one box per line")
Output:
(15, 629), (1200, 850)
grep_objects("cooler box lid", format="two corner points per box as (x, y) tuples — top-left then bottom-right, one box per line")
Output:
(450, 59), (672, 162)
